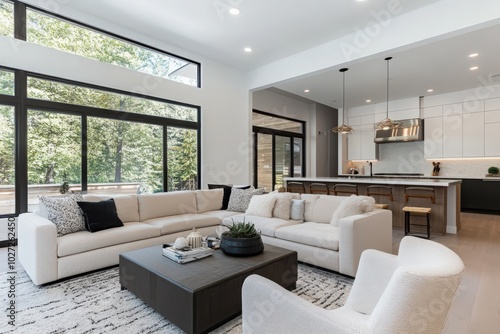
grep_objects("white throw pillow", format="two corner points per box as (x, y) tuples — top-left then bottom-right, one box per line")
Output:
(227, 187), (264, 212)
(330, 195), (375, 227)
(39, 194), (86, 236)
(272, 193), (300, 219)
(246, 194), (277, 218)
(290, 199), (306, 220)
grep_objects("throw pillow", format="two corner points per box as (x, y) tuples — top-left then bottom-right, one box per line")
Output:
(39, 194), (86, 236)
(77, 198), (124, 233)
(290, 199), (306, 220)
(208, 184), (250, 210)
(330, 195), (374, 227)
(227, 187), (264, 212)
(246, 194), (277, 218)
(272, 193), (299, 220)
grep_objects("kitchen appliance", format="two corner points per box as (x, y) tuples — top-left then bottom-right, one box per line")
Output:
(374, 118), (424, 143)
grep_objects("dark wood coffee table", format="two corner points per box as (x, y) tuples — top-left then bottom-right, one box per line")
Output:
(119, 244), (297, 334)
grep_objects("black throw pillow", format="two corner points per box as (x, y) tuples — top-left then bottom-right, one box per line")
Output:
(77, 198), (123, 233)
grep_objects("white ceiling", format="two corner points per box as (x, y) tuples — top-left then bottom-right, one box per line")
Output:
(58, 0), (500, 109)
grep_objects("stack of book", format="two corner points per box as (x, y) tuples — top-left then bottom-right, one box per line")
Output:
(162, 245), (214, 264)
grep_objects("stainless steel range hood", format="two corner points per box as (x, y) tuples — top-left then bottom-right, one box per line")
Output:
(374, 118), (424, 143)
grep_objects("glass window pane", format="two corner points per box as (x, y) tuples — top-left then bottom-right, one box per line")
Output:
(253, 112), (303, 134)
(0, 105), (15, 215)
(0, 0), (14, 37)
(0, 69), (15, 96)
(167, 128), (198, 191)
(275, 136), (291, 189)
(257, 133), (273, 192)
(88, 118), (163, 194)
(27, 110), (81, 212)
(293, 138), (303, 177)
(27, 77), (197, 121)
(26, 9), (199, 87)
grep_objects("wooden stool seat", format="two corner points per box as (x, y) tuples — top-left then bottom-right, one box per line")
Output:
(402, 206), (431, 214)
(374, 203), (390, 209)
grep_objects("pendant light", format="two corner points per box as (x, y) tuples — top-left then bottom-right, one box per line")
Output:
(376, 57), (401, 130)
(332, 68), (354, 134)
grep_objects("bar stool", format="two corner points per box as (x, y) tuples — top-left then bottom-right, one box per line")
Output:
(309, 183), (329, 195)
(402, 187), (435, 239)
(366, 185), (393, 209)
(332, 184), (358, 196)
(286, 182), (305, 194)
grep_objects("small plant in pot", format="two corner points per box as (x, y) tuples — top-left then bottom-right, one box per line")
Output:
(488, 166), (499, 175)
(220, 218), (264, 256)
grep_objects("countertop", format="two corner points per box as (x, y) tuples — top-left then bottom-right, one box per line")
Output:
(338, 174), (500, 181)
(285, 177), (461, 187)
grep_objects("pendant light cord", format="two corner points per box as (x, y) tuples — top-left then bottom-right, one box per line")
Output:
(385, 56), (392, 119)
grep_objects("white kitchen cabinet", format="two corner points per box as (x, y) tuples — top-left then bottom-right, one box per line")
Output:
(442, 115), (462, 157)
(485, 123), (500, 156)
(361, 128), (377, 160)
(347, 129), (361, 160)
(462, 112), (484, 157)
(424, 117), (443, 158)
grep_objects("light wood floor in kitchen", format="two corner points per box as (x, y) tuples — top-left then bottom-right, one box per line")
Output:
(1, 212), (499, 333)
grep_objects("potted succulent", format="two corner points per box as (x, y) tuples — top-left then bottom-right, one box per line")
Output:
(220, 219), (264, 256)
(488, 166), (499, 175)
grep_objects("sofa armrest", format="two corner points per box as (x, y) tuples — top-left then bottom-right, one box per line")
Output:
(18, 212), (58, 285)
(338, 209), (393, 277)
(242, 274), (368, 334)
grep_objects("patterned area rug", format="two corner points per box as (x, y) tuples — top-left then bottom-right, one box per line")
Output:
(1, 264), (352, 334)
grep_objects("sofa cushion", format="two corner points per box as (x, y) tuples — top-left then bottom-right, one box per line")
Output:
(39, 194), (86, 236)
(222, 214), (300, 238)
(199, 210), (241, 221)
(57, 222), (161, 257)
(195, 189), (224, 213)
(275, 222), (340, 251)
(330, 195), (376, 227)
(77, 199), (124, 233)
(290, 199), (306, 220)
(138, 191), (197, 221)
(82, 194), (139, 223)
(303, 194), (345, 223)
(227, 187), (264, 212)
(143, 214), (220, 235)
(245, 194), (277, 218)
(272, 193), (300, 220)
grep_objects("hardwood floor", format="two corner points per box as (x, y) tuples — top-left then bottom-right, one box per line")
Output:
(2, 212), (498, 333)
(392, 212), (500, 334)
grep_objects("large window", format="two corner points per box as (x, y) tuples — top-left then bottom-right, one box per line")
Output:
(26, 8), (199, 87)
(167, 128), (198, 191)
(0, 105), (15, 215)
(0, 69), (14, 95)
(0, 0), (14, 37)
(253, 111), (305, 191)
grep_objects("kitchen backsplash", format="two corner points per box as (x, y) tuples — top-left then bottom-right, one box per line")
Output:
(349, 141), (500, 178)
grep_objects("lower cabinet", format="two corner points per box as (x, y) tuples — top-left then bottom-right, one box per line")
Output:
(461, 179), (500, 212)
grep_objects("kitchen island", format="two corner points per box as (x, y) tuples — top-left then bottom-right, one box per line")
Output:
(284, 177), (461, 234)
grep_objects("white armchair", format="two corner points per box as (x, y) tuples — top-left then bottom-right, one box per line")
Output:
(242, 236), (464, 334)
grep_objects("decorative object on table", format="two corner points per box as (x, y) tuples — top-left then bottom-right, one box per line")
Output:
(432, 161), (441, 176)
(162, 244), (213, 264)
(220, 218), (264, 256)
(174, 237), (188, 250)
(487, 166), (500, 177)
(186, 228), (202, 248)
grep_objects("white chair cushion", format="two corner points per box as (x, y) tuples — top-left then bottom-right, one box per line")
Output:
(274, 222), (340, 251)
(195, 189), (224, 213)
(138, 191), (197, 221)
(82, 194), (139, 223)
(246, 194), (277, 218)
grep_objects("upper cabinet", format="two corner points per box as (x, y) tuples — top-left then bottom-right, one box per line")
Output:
(347, 126), (377, 161)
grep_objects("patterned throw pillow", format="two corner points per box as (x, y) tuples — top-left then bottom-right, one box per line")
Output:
(39, 194), (86, 236)
(227, 187), (264, 212)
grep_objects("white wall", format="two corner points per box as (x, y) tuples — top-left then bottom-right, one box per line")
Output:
(0, 34), (251, 188)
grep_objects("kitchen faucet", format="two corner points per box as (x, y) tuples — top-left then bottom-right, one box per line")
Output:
(367, 161), (373, 177)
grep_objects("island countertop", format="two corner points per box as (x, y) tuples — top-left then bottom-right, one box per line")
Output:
(284, 177), (461, 187)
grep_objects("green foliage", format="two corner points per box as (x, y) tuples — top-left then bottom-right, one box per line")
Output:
(488, 166), (499, 174)
(223, 219), (260, 239)
(0, 1), (14, 37)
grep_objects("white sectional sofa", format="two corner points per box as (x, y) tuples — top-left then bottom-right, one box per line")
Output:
(19, 189), (237, 285)
(19, 188), (392, 285)
(223, 193), (393, 277)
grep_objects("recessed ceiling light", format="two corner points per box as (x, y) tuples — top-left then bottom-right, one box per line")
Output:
(229, 8), (240, 15)
(427, 89), (434, 92)
(470, 66), (479, 71)
(304, 89), (310, 93)
(469, 53), (479, 58)
(366, 99), (371, 103)
(244, 47), (252, 53)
